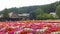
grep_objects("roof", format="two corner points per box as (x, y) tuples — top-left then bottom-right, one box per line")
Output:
(9, 12), (13, 17)
(18, 13), (30, 17)
(50, 12), (56, 15)
(0, 12), (30, 18)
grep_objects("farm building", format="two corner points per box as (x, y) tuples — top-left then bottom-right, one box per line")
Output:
(0, 11), (30, 21)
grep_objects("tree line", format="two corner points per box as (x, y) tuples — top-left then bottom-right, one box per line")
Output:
(0, 1), (60, 20)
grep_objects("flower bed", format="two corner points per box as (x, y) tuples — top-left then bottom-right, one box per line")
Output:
(0, 21), (60, 34)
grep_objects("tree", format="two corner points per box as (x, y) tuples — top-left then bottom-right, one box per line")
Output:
(35, 8), (44, 15)
(29, 11), (36, 20)
(36, 13), (55, 20)
(3, 8), (9, 18)
(35, 8), (44, 19)
(55, 5), (60, 18)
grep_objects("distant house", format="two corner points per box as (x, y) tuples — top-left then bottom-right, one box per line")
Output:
(50, 12), (56, 17)
(50, 12), (59, 19)
(0, 11), (30, 21)
(50, 12), (56, 15)
(9, 12), (20, 18)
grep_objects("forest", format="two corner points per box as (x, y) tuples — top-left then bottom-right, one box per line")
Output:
(0, 1), (60, 20)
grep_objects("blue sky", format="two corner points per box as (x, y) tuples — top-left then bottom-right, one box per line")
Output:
(0, 0), (59, 11)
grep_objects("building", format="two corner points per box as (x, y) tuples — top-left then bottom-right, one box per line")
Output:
(50, 12), (56, 17)
(0, 11), (30, 21)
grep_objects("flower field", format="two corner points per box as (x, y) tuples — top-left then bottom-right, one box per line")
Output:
(0, 20), (60, 34)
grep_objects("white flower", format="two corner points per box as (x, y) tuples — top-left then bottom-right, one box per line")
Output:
(24, 28), (33, 31)
(36, 27), (48, 32)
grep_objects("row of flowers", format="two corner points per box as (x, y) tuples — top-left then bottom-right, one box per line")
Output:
(0, 21), (60, 34)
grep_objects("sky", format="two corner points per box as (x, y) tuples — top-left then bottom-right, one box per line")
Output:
(0, 0), (59, 11)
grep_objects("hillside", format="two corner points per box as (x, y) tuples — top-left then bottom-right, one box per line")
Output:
(0, 1), (60, 20)
(0, 1), (60, 14)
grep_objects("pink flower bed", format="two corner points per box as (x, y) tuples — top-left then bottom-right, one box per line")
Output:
(0, 21), (60, 34)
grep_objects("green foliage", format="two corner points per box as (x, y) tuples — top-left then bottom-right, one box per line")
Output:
(34, 7), (57, 20)
(0, 1), (60, 20)
(3, 8), (9, 18)
(35, 8), (44, 20)
(58, 33), (60, 34)
(29, 11), (36, 20)
(36, 13), (55, 20)
(35, 8), (44, 15)
(0, 1), (60, 14)
(55, 5), (60, 18)
(53, 15), (59, 19)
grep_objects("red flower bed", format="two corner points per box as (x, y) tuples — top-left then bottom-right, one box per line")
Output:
(0, 21), (60, 34)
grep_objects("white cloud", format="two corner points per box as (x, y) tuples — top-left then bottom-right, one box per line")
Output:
(0, 0), (59, 11)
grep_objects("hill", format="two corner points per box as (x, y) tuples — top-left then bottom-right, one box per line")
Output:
(0, 1), (60, 20)
(0, 1), (60, 14)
